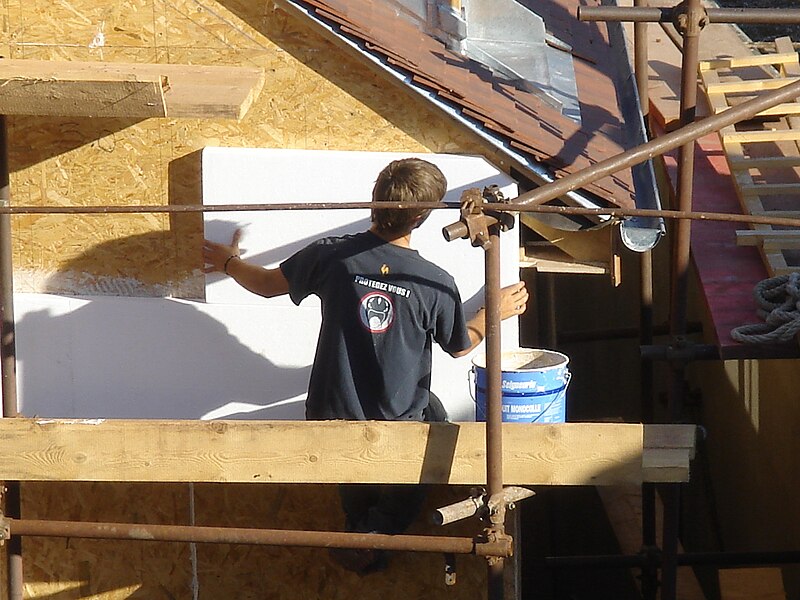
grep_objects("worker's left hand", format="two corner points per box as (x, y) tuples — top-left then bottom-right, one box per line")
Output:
(203, 229), (242, 273)
(498, 281), (529, 321)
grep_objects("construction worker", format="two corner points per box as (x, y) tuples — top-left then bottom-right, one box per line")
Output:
(203, 157), (528, 574)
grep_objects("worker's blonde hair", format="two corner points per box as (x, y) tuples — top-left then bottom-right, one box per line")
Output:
(371, 158), (447, 235)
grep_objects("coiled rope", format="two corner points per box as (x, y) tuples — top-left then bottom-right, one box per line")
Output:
(731, 272), (800, 344)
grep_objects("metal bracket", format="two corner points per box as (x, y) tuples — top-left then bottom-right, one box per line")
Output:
(444, 552), (457, 586)
(0, 515), (9, 545)
(456, 186), (515, 249)
(482, 185), (515, 233)
(460, 188), (492, 248)
(672, 0), (708, 37)
(482, 528), (513, 566)
(434, 486), (535, 526)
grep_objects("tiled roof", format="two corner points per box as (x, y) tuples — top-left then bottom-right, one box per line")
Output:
(285, 0), (638, 210)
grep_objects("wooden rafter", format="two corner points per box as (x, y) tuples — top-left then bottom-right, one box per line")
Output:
(0, 59), (265, 119)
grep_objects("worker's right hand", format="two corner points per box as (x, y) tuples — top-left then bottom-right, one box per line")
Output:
(498, 281), (529, 321)
(203, 229), (242, 274)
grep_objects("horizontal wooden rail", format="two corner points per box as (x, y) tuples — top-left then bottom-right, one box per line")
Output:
(0, 419), (696, 485)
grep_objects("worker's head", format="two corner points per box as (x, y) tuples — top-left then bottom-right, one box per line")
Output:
(371, 158), (447, 235)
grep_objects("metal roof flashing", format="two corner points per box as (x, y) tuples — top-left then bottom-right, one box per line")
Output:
(400, 0), (581, 123)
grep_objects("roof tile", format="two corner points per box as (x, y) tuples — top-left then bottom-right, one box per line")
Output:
(289, 0), (636, 208)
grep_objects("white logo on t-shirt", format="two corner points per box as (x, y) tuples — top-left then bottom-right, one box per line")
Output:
(359, 291), (394, 333)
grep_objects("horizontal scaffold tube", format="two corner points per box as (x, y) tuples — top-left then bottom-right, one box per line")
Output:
(6, 518), (509, 557)
(578, 6), (800, 25)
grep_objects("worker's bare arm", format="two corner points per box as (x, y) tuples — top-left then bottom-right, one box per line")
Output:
(451, 281), (529, 358)
(202, 230), (290, 298)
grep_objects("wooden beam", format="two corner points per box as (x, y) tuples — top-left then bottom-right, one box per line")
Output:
(699, 53), (800, 71)
(518, 247), (609, 275)
(0, 59), (265, 119)
(723, 129), (800, 144)
(729, 155), (800, 170)
(705, 77), (800, 95)
(736, 229), (800, 250)
(752, 102), (800, 117)
(739, 183), (800, 196)
(0, 419), (695, 485)
(520, 214), (612, 263)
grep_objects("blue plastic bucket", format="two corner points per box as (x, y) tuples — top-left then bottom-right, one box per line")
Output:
(472, 349), (570, 423)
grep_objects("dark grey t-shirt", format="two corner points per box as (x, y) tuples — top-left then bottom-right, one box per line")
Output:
(280, 231), (470, 420)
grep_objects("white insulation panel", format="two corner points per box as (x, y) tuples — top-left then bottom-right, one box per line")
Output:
(16, 149), (520, 421)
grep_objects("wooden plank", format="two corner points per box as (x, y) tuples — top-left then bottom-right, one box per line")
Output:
(729, 155), (800, 170)
(641, 449), (695, 483)
(723, 129), (800, 144)
(739, 183), (800, 196)
(774, 37), (800, 158)
(699, 52), (800, 71)
(518, 248), (609, 275)
(705, 77), (800, 94)
(752, 102), (800, 117)
(736, 229), (800, 241)
(775, 37), (800, 69)
(0, 78), (167, 118)
(0, 419), (694, 485)
(0, 59), (264, 119)
(736, 229), (800, 250)
(643, 423), (697, 457)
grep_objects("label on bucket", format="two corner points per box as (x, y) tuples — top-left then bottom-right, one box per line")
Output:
(472, 348), (570, 423)
(502, 379), (543, 392)
(476, 384), (567, 423)
(504, 403), (547, 416)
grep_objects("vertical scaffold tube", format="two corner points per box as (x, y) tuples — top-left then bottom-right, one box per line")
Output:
(485, 225), (506, 600)
(0, 115), (23, 600)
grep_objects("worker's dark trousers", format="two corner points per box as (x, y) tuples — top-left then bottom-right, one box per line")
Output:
(338, 392), (447, 535)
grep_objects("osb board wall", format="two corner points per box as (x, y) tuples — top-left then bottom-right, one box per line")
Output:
(16, 482), (490, 599)
(1, 1), (494, 597)
(3, 0), (486, 298)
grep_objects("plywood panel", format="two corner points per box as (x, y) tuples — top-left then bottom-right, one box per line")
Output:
(21, 482), (192, 599)
(23, 0), (156, 48)
(19, 481), (487, 600)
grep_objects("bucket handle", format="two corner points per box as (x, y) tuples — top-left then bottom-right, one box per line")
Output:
(528, 371), (571, 423)
(468, 366), (476, 403)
